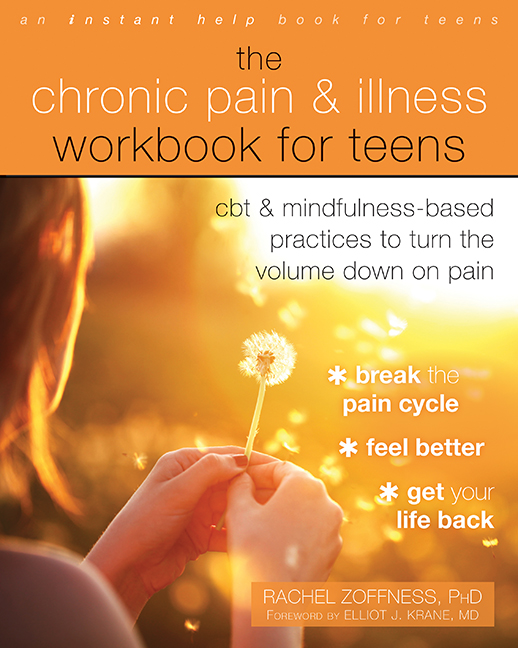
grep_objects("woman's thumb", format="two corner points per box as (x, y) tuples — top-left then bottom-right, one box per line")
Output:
(171, 453), (247, 505)
(227, 471), (257, 518)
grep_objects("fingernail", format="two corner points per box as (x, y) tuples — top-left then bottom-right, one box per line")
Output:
(232, 454), (249, 467)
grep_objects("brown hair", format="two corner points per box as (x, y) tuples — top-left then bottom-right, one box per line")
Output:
(0, 178), (92, 512)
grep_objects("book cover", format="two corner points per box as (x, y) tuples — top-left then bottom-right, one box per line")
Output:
(0, 2), (516, 647)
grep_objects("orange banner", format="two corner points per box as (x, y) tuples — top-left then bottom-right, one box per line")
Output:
(252, 582), (495, 627)
(0, 1), (516, 175)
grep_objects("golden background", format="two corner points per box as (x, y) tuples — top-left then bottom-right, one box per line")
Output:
(1, 177), (516, 648)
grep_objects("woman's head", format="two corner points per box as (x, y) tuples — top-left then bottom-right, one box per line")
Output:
(0, 178), (92, 511)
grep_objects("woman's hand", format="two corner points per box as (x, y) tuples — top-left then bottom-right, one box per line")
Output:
(226, 461), (343, 648)
(85, 447), (265, 620)
(227, 460), (344, 582)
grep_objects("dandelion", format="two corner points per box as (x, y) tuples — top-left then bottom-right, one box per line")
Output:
(240, 331), (296, 386)
(240, 330), (296, 459)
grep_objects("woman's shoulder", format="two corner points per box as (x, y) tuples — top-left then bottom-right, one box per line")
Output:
(0, 540), (144, 648)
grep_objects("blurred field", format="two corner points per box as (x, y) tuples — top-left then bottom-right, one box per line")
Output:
(1, 178), (517, 648)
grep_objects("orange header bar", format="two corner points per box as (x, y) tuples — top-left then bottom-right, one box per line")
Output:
(0, 1), (515, 175)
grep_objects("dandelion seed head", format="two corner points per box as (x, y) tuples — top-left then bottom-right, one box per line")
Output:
(482, 538), (499, 548)
(264, 428), (300, 454)
(239, 330), (296, 386)
(257, 350), (276, 375)
(184, 619), (200, 633)
(133, 453), (148, 470)
(282, 441), (300, 454)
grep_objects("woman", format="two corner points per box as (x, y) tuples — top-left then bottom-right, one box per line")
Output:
(0, 178), (343, 647)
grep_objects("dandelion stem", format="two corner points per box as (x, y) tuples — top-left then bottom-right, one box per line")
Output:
(244, 375), (267, 459)
(215, 378), (266, 530)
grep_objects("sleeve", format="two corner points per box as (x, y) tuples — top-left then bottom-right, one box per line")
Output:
(0, 547), (145, 648)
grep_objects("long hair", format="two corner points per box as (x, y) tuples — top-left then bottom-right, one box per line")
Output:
(0, 178), (92, 513)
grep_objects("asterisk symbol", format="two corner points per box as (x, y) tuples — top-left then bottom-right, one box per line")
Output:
(328, 365), (347, 385)
(379, 482), (399, 502)
(339, 438), (358, 457)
